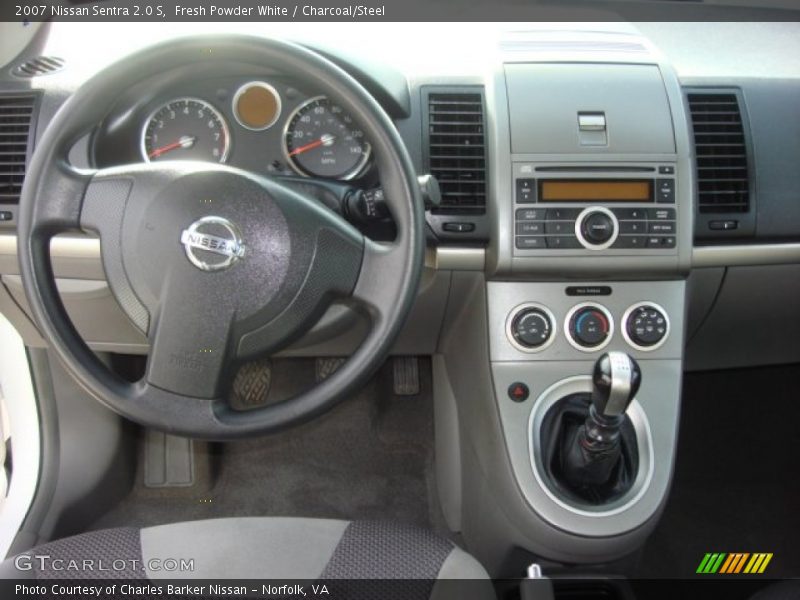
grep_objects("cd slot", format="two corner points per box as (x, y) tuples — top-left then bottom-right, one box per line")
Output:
(535, 166), (657, 173)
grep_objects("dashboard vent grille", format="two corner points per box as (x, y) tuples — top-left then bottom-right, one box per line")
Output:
(427, 91), (487, 214)
(0, 94), (36, 204)
(13, 56), (65, 78)
(688, 92), (750, 213)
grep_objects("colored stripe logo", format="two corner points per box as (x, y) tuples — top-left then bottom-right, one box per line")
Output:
(697, 553), (773, 574)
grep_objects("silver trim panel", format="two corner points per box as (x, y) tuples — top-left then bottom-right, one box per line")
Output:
(0, 234), (100, 259)
(692, 243), (800, 268)
(3, 236), (800, 272)
(424, 246), (486, 271)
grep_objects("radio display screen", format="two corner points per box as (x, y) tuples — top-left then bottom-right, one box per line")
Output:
(539, 179), (653, 202)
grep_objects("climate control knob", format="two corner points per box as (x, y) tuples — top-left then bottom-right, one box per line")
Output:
(624, 303), (670, 350)
(509, 306), (554, 351)
(567, 304), (613, 351)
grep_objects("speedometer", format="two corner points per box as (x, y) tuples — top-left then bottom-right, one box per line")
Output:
(141, 98), (230, 163)
(283, 96), (371, 180)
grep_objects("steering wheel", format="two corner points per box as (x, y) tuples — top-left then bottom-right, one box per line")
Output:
(17, 36), (424, 439)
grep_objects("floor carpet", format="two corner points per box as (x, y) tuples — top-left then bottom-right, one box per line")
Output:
(90, 358), (447, 534)
(636, 363), (800, 580)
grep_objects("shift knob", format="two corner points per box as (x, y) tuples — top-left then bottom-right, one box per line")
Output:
(591, 352), (641, 418)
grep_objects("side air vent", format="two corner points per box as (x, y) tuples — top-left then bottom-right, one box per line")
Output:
(13, 56), (65, 78)
(688, 92), (751, 214)
(426, 90), (487, 215)
(0, 94), (37, 205)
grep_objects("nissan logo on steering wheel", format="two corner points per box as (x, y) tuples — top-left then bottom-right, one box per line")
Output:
(180, 215), (245, 272)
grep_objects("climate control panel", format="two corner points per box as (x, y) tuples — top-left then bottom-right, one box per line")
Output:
(504, 297), (671, 356)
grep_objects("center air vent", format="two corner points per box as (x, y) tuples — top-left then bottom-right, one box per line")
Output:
(426, 90), (487, 214)
(0, 94), (37, 205)
(687, 92), (751, 214)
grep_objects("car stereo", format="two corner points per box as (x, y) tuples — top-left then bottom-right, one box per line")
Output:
(513, 163), (678, 254)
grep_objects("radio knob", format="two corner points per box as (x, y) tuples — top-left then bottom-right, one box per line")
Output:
(569, 306), (611, 349)
(581, 211), (614, 243)
(576, 207), (618, 250)
(511, 308), (553, 349)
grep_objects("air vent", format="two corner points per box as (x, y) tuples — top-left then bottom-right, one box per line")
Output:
(427, 91), (487, 214)
(688, 92), (750, 213)
(0, 94), (37, 205)
(13, 56), (65, 78)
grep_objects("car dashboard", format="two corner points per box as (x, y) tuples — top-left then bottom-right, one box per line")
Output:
(0, 19), (799, 571)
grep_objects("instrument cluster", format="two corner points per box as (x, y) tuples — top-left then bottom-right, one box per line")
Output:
(95, 76), (374, 183)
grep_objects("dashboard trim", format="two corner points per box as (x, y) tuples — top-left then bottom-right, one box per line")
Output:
(2, 236), (799, 272)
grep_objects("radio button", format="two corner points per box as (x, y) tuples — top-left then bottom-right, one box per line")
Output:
(546, 236), (581, 249)
(516, 208), (546, 221)
(516, 222), (544, 235)
(613, 208), (647, 220)
(516, 236), (546, 249)
(646, 236), (676, 248)
(613, 236), (646, 249)
(545, 221), (573, 235)
(516, 178), (536, 204)
(649, 222), (675, 234)
(546, 208), (581, 220)
(619, 221), (647, 234)
(656, 178), (675, 203)
(647, 208), (676, 221)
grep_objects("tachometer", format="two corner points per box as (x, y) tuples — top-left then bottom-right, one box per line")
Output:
(283, 96), (371, 180)
(141, 98), (230, 163)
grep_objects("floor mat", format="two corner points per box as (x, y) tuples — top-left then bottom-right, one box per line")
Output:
(90, 358), (447, 534)
(636, 363), (800, 579)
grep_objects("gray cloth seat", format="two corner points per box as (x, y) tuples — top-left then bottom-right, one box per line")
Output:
(1, 518), (494, 599)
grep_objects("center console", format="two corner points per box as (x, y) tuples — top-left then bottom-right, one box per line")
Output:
(436, 30), (694, 571)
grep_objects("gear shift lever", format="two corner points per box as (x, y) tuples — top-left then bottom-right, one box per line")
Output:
(560, 352), (641, 491)
(583, 352), (642, 452)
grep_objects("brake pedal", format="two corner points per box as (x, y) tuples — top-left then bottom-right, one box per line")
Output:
(393, 356), (420, 396)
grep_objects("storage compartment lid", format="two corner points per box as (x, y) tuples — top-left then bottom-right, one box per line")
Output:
(505, 63), (676, 155)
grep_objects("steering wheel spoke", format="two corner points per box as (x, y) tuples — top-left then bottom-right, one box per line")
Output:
(352, 239), (407, 325)
(145, 292), (234, 399)
(27, 162), (95, 236)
